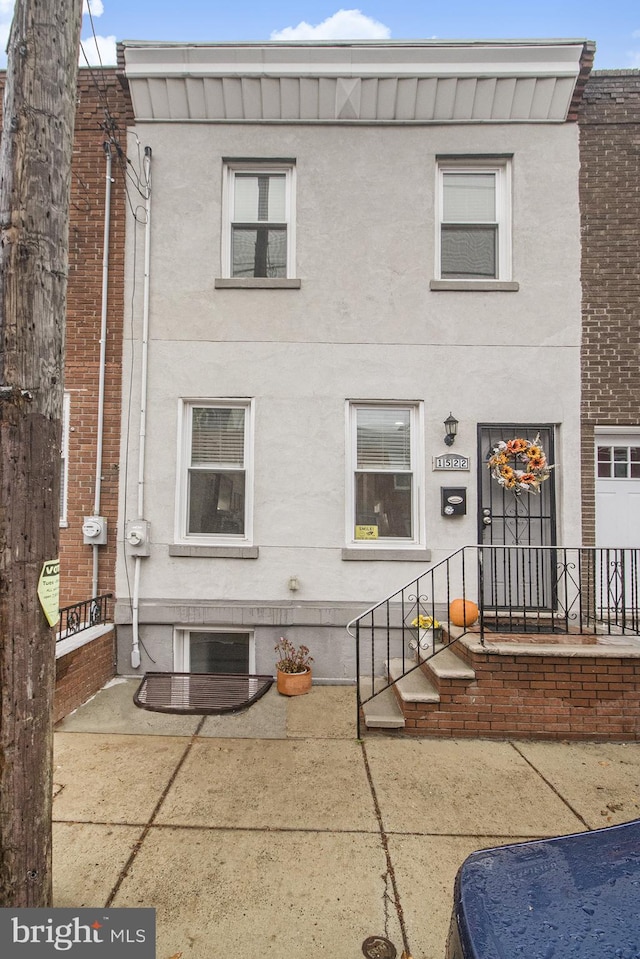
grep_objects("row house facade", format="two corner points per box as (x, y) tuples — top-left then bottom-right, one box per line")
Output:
(114, 39), (595, 682)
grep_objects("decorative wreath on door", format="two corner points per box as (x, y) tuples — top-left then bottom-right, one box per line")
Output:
(488, 435), (553, 494)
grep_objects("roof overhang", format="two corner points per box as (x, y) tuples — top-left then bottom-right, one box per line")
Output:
(120, 39), (595, 123)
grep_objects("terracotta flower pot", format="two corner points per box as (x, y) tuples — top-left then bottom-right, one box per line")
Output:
(276, 667), (312, 696)
(449, 599), (479, 628)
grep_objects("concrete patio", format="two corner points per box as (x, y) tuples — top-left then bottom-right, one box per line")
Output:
(53, 678), (640, 959)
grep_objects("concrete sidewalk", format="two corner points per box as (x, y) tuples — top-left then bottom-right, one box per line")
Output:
(53, 679), (640, 959)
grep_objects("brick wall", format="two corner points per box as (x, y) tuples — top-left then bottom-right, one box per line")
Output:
(54, 627), (116, 724)
(0, 69), (132, 608)
(396, 643), (640, 741)
(60, 70), (133, 606)
(579, 71), (640, 544)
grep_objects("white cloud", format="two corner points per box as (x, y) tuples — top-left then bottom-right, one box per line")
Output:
(80, 33), (117, 66)
(0, 0), (13, 62)
(0, 1), (114, 68)
(271, 8), (391, 42)
(627, 28), (640, 65)
(83, 0), (104, 15)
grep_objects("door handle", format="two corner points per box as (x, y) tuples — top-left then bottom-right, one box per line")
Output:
(482, 516), (492, 526)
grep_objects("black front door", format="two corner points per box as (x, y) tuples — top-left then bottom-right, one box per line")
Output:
(478, 424), (557, 610)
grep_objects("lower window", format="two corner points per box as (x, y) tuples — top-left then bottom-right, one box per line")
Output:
(348, 402), (422, 545)
(178, 400), (253, 542)
(174, 630), (254, 674)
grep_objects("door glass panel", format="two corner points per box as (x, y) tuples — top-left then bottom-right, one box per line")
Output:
(597, 446), (611, 477)
(597, 445), (640, 479)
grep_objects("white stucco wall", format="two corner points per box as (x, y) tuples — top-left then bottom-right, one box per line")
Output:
(116, 116), (582, 676)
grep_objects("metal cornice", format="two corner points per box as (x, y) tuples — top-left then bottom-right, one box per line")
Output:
(121, 39), (592, 124)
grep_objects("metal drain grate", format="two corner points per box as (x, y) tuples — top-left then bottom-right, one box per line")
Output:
(134, 672), (274, 715)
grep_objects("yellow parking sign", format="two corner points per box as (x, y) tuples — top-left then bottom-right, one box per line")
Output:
(38, 559), (60, 627)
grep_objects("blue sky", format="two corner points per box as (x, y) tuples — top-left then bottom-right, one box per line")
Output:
(1, 2), (639, 70)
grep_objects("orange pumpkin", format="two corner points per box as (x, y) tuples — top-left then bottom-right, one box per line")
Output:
(449, 599), (479, 628)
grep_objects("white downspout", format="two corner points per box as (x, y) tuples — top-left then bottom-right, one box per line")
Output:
(92, 142), (113, 597)
(131, 146), (152, 670)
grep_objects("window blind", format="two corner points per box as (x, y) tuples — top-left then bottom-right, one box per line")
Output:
(234, 174), (286, 222)
(443, 173), (495, 222)
(356, 408), (411, 470)
(191, 408), (245, 467)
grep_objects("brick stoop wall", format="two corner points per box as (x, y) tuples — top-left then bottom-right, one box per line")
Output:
(54, 627), (116, 724)
(393, 637), (640, 742)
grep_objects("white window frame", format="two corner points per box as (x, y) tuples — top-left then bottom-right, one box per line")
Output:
(221, 161), (296, 279)
(175, 398), (254, 545)
(346, 401), (424, 548)
(595, 430), (640, 480)
(435, 158), (512, 282)
(60, 391), (70, 527)
(173, 627), (256, 673)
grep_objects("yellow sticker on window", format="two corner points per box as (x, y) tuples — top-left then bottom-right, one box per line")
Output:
(355, 525), (378, 540)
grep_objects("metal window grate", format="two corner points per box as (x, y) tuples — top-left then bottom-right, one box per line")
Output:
(133, 672), (274, 715)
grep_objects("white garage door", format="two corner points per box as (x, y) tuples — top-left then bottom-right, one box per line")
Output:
(595, 432), (640, 625)
(595, 432), (640, 548)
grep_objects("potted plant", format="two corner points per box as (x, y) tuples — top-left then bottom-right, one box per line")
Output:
(274, 637), (313, 696)
(409, 614), (442, 659)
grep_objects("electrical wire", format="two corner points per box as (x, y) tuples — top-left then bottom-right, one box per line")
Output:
(79, 0), (108, 98)
(76, 4), (151, 220)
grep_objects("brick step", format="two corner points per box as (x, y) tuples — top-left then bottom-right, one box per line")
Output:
(361, 641), (475, 731)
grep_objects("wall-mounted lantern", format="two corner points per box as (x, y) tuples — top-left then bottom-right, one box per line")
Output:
(443, 412), (459, 447)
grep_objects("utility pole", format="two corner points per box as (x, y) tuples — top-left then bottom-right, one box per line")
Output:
(0, 0), (83, 906)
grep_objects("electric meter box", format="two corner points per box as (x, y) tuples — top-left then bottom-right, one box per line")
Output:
(125, 520), (151, 556)
(82, 516), (107, 545)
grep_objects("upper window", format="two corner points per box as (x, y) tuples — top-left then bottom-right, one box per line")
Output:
(347, 403), (423, 546)
(436, 160), (512, 281)
(178, 400), (253, 542)
(222, 162), (296, 279)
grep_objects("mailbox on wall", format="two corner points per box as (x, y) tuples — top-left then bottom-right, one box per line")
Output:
(441, 487), (467, 517)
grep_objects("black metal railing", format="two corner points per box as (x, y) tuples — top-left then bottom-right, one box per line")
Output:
(348, 546), (640, 737)
(347, 546), (475, 739)
(57, 594), (113, 641)
(479, 546), (640, 636)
